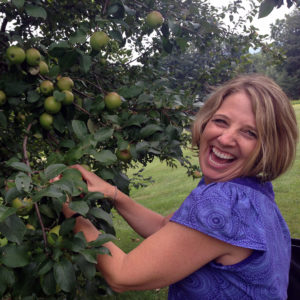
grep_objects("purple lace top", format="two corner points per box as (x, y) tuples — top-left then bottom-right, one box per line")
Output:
(169, 177), (291, 300)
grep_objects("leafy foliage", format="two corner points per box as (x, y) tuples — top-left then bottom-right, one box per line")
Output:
(0, 0), (264, 298)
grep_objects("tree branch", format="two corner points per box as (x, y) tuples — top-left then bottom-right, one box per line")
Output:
(23, 123), (48, 249)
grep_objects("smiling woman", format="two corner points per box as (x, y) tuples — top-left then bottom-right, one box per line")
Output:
(61, 74), (298, 300)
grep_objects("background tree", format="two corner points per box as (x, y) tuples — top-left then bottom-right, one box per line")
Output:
(0, 0), (263, 298)
(269, 9), (300, 99)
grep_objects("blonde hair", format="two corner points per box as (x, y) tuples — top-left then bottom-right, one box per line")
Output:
(192, 74), (299, 181)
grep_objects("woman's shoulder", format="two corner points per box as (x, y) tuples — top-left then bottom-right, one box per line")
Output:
(194, 177), (274, 203)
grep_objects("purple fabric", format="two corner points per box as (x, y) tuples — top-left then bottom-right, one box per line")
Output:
(169, 177), (291, 300)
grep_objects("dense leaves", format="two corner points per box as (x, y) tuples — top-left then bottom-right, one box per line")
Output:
(0, 0), (265, 298)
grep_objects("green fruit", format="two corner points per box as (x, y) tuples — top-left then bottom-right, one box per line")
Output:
(26, 48), (41, 66)
(0, 237), (8, 247)
(44, 96), (62, 114)
(17, 112), (26, 122)
(6, 46), (26, 64)
(12, 197), (34, 216)
(90, 31), (109, 51)
(62, 90), (74, 105)
(116, 147), (132, 163)
(104, 92), (122, 110)
(47, 225), (62, 246)
(26, 224), (35, 230)
(99, 58), (106, 65)
(57, 76), (74, 91)
(40, 80), (54, 95)
(0, 90), (7, 106)
(39, 61), (49, 75)
(39, 112), (53, 130)
(146, 11), (164, 28)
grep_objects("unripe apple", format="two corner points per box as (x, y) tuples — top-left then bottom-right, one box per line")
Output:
(57, 76), (74, 91)
(12, 197), (34, 216)
(26, 224), (35, 230)
(6, 46), (26, 64)
(47, 225), (62, 246)
(39, 61), (49, 75)
(104, 92), (122, 110)
(39, 112), (53, 130)
(62, 90), (74, 105)
(26, 48), (41, 66)
(44, 96), (62, 114)
(116, 146), (132, 163)
(90, 31), (109, 51)
(146, 11), (164, 28)
(0, 236), (8, 247)
(0, 90), (7, 106)
(40, 80), (54, 95)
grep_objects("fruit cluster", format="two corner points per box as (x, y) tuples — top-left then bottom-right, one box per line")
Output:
(39, 76), (75, 130)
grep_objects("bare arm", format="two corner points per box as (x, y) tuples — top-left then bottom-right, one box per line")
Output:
(71, 164), (172, 237)
(66, 213), (252, 293)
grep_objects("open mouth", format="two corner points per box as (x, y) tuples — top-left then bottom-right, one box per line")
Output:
(209, 146), (235, 166)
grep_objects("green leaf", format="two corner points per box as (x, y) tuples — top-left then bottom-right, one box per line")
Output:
(15, 172), (32, 193)
(12, 0), (24, 9)
(88, 207), (113, 227)
(93, 128), (114, 143)
(69, 201), (89, 216)
(72, 120), (88, 141)
(79, 248), (98, 264)
(118, 85), (143, 99)
(93, 150), (117, 165)
(8, 161), (31, 173)
(32, 186), (64, 202)
(79, 54), (92, 73)
(73, 254), (96, 280)
(0, 112), (7, 128)
(69, 29), (87, 44)
(37, 260), (54, 276)
(54, 258), (76, 292)
(258, 0), (276, 18)
(1, 244), (29, 268)
(27, 90), (40, 103)
(140, 124), (163, 138)
(0, 207), (17, 223)
(53, 90), (65, 102)
(25, 4), (47, 19)
(4, 187), (22, 204)
(0, 214), (26, 244)
(44, 164), (67, 181)
(41, 270), (56, 296)
(88, 233), (116, 247)
(0, 265), (15, 294)
(48, 41), (69, 58)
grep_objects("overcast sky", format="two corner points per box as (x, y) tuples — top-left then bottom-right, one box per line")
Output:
(210, 0), (293, 36)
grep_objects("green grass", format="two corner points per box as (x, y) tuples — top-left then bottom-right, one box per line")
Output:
(106, 104), (300, 299)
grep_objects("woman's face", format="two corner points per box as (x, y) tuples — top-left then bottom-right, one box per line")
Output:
(199, 92), (258, 184)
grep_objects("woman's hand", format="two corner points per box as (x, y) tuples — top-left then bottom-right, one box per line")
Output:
(71, 164), (116, 199)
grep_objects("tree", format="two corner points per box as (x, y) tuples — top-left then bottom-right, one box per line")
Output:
(0, 0), (263, 298)
(269, 9), (300, 99)
(258, 0), (300, 18)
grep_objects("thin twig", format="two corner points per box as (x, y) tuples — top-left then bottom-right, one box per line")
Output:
(23, 122), (48, 248)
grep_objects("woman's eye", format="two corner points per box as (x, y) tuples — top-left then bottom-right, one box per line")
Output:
(245, 130), (257, 139)
(212, 118), (227, 125)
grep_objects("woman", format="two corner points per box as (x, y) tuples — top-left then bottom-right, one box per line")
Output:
(63, 74), (298, 299)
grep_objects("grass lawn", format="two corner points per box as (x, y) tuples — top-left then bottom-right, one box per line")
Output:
(106, 104), (300, 300)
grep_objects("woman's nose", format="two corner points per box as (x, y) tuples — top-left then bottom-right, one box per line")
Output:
(217, 129), (237, 146)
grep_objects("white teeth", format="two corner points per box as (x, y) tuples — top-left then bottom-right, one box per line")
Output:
(212, 147), (234, 160)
